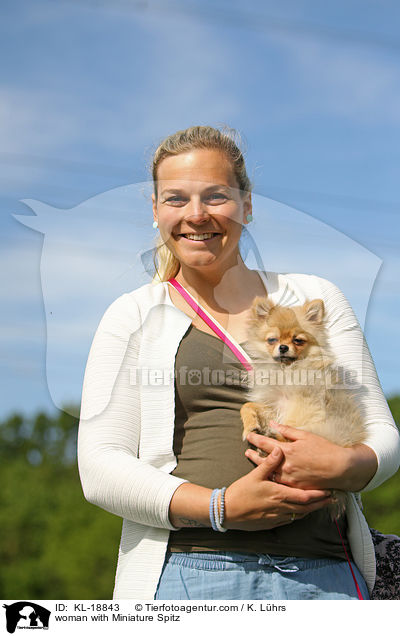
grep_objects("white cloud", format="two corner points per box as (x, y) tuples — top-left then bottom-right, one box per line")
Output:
(266, 29), (400, 124)
(0, 87), (79, 155)
(0, 5), (242, 169)
(1, 242), (42, 303)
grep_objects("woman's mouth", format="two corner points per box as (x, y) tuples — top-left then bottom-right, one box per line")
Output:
(179, 232), (220, 242)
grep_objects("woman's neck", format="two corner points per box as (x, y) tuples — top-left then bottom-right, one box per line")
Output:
(174, 260), (264, 314)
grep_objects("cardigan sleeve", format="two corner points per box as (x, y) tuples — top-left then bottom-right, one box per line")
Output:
(312, 275), (400, 492)
(77, 292), (188, 529)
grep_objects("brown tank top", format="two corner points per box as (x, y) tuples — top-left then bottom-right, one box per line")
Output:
(168, 324), (350, 559)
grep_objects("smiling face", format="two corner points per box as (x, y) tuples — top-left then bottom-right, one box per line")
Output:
(152, 148), (252, 274)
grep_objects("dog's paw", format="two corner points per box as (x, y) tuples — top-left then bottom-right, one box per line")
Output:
(241, 402), (263, 441)
(242, 425), (262, 442)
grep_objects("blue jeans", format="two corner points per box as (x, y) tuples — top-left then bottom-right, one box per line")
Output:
(154, 551), (370, 600)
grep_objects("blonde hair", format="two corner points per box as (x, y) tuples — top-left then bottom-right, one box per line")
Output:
(150, 125), (252, 283)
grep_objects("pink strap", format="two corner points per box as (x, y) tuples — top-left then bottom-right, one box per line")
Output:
(168, 276), (363, 600)
(167, 278), (253, 372)
(334, 519), (364, 599)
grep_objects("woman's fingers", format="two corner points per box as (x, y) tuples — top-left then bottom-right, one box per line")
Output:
(245, 447), (276, 467)
(246, 448), (332, 504)
(278, 482), (331, 505)
(252, 445), (284, 478)
(251, 444), (331, 504)
(272, 495), (332, 528)
(246, 431), (284, 454)
(273, 512), (308, 528)
(225, 441), (333, 530)
(268, 422), (307, 441)
(255, 456), (333, 512)
(246, 424), (308, 452)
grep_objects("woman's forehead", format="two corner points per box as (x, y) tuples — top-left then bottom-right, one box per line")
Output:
(156, 148), (238, 187)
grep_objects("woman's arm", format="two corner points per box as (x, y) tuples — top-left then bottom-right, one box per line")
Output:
(319, 276), (400, 490)
(77, 292), (188, 530)
(342, 443), (379, 491)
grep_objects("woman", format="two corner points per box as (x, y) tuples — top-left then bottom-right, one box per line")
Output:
(77, 125), (400, 600)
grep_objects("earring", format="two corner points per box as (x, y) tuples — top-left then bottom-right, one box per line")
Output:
(246, 214), (253, 223)
(152, 220), (158, 229)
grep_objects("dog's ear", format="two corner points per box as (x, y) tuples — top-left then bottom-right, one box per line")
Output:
(303, 299), (324, 324)
(252, 296), (274, 319)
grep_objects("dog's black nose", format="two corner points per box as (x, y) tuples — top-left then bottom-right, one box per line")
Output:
(279, 345), (289, 354)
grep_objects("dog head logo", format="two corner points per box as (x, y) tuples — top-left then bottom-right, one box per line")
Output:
(2, 602), (51, 633)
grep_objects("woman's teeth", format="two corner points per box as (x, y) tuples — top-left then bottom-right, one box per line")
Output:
(184, 233), (215, 241)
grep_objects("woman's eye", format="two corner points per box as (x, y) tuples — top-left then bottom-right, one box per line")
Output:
(164, 193), (227, 205)
(166, 196), (185, 204)
(206, 193), (227, 202)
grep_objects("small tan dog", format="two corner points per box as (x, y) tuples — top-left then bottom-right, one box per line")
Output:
(240, 296), (366, 519)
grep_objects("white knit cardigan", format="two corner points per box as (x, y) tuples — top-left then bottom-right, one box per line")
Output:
(77, 270), (400, 599)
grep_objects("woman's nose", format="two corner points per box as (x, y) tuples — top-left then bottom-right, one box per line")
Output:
(185, 198), (210, 222)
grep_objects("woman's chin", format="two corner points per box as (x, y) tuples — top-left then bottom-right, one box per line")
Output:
(178, 254), (220, 270)
(166, 243), (219, 267)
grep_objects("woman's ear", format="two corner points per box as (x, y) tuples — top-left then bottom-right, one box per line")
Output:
(243, 192), (252, 222)
(151, 192), (157, 223)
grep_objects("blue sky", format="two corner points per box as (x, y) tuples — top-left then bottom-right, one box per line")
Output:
(1, 0), (400, 419)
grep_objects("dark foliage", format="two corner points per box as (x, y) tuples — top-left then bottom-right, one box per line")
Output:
(0, 397), (399, 598)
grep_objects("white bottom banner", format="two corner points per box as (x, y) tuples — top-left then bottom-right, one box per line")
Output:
(1, 599), (399, 635)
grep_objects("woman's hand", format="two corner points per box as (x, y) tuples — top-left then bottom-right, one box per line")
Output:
(245, 423), (378, 492)
(224, 446), (332, 531)
(169, 446), (332, 531)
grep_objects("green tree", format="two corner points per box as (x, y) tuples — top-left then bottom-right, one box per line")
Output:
(0, 407), (121, 599)
(362, 395), (400, 534)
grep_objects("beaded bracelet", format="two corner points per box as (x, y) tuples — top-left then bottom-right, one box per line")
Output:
(219, 486), (227, 527)
(209, 489), (219, 531)
(209, 487), (228, 532)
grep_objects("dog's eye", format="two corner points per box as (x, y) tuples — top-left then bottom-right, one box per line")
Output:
(293, 338), (306, 346)
(267, 337), (278, 344)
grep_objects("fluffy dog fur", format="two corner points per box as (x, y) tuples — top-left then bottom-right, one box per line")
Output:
(240, 296), (366, 519)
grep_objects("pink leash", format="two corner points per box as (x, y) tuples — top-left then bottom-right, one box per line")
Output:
(168, 277), (253, 371)
(168, 276), (364, 599)
(334, 519), (364, 600)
